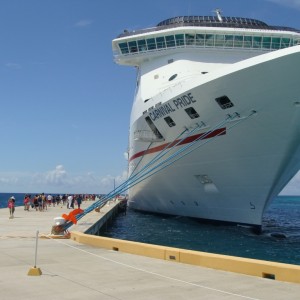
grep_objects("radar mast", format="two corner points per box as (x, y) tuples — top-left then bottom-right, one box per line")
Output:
(213, 8), (223, 22)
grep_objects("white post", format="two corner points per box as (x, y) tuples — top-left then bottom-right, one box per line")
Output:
(27, 230), (42, 275)
(34, 230), (39, 268)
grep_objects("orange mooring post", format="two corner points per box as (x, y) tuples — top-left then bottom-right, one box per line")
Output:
(62, 208), (84, 225)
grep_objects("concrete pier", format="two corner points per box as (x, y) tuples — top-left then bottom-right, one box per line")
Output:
(0, 200), (300, 300)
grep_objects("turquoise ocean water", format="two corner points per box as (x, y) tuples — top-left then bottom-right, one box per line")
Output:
(1, 193), (299, 265)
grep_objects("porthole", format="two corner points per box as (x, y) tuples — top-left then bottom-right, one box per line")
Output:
(164, 116), (176, 127)
(215, 95), (234, 109)
(185, 107), (199, 119)
(169, 74), (177, 81)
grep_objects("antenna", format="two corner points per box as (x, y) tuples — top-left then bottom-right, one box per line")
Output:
(213, 8), (223, 22)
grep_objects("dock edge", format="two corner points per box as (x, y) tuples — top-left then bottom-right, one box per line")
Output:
(70, 231), (300, 284)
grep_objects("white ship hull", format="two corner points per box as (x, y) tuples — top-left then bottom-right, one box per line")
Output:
(113, 14), (300, 227)
(128, 47), (300, 226)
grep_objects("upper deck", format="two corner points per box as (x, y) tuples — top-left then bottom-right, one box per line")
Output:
(112, 15), (300, 65)
(118, 15), (300, 38)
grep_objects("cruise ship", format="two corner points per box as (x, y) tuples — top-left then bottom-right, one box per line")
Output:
(112, 11), (300, 229)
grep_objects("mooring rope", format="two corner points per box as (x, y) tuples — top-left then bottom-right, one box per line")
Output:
(63, 110), (256, 228)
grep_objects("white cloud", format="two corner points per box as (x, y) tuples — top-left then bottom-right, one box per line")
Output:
(0, 165), (128, 194)
(34, 165), (67, 186)
(5, 62), (21, 70)
(74, 19), (93, 28)
(265, 0), (300, 9)
(123, 152), (129, 160)
(0, 176), (19, 185)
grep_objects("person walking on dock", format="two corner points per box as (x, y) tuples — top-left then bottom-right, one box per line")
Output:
(67, 194), (73, 209)
(23, 194), (30, 211)
(8, 196), (15, 219)
(76, 194), (82, 209)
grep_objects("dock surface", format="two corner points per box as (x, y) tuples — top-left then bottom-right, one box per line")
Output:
(0, 201), (300, 300)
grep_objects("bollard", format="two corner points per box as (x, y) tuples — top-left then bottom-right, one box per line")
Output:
(27, 230), (42, 276)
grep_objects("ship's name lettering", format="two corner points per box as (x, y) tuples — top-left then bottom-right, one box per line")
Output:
(173, 93), (196, 109)
(149, 103), (176, 121)
(149, 93), (196, 121)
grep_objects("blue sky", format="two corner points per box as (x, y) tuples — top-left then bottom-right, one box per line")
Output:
(0, 0), (300, 194)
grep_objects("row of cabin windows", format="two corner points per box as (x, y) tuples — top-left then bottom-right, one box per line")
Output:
(147, 96), (233, 139)
(118, 33), (298, 54)
(145, 106), (201, 139)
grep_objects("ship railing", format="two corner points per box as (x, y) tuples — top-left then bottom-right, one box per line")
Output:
(114, 33), (299, 62)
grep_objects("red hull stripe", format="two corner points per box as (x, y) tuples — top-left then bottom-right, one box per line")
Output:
(129, 127), (226, 162)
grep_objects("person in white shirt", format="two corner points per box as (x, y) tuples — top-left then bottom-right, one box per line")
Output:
(47, 194), (53, 206)
(67, 194), (73, 209)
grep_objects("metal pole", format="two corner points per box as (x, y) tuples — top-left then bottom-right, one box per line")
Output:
(34, 230), (39, 268)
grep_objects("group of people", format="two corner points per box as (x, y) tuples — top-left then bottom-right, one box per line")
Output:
(8, 194), (98, 218)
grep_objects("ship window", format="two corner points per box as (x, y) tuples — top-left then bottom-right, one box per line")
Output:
(215, 34), (224, 46)
(164, 116), (176, 127)
(271, 37), (280, 49)
(156, 36), (166, 49)
(234, 35), (243, 47)
(244, 36), (252, 48)
(128, 41), (137, 53)
(119, 42), (129, 54)
(205, 34), (214, 46)
(185, 107), (199, 119)
(147, 38), (156, 50)
(185, 34), (195, 45)
(225, 35), (234, 47)
(169, 74), (177, 81)
(138, 39), (147, 51)
(166, 35), (175, 47)
(262, 37), (271, 49)
(253, 36), (262, 48)
(294, 38), (300, 46)
(281, 38), (290, 48)
(175, 34), (184, 46)
(145, 116), (163, 139)
(215, 96), (234, 109)
(196, 34), (205, 46)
